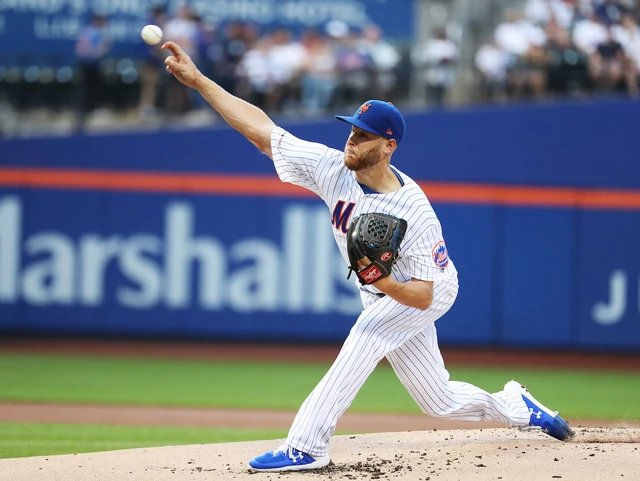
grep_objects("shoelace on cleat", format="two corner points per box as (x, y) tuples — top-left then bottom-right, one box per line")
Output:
(271, 445), (304, 462)
(271, 444), (287, 455)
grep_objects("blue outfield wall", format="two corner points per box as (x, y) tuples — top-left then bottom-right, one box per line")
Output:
(1, 99), (639, 350)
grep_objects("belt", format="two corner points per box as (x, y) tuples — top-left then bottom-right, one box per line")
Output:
(361, 289), (386, 298)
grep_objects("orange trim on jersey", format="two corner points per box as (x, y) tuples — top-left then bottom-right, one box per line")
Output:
(1, 167), (640, 210)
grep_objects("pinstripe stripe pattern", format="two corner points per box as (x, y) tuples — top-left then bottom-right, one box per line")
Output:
(271, 127), (531, 457)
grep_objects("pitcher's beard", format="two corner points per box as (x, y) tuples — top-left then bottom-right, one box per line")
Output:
(344, 145), (382, 171)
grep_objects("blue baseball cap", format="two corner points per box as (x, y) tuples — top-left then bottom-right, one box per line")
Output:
(335, 100), (406, 145)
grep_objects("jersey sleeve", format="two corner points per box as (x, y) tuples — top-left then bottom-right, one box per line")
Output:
(404, 223), (451, 282)
(271, 126), (331, 197)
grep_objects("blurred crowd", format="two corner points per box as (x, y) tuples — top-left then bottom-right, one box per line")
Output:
(2, 0), (640, 136)
(73, 5), (409, 130)
(71, 0), (640, 128)
(474, 0), (640, 102)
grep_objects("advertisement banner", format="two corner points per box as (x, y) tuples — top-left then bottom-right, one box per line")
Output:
(0, 0), (415, 61)
(0, 189), (503, 344)
(0, 192), (366, 341)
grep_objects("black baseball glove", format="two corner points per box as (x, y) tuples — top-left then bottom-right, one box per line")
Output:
(346, 213), (408, 285)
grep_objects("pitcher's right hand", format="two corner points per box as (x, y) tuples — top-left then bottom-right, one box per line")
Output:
(162, 41), (201, 89)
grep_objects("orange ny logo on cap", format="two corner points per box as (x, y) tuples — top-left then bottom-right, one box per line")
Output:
(386, 128), (393, 135)
(358, 103), (371, 115)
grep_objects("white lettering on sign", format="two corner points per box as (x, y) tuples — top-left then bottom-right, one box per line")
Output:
(34, 15), (82, 39)
(0, 196), (361, 315)
(0, 0), (152, 15)
(21, 232), (75, 305)
(277, 1), (367, 26)
(0, 197), (19, 302)
(164, 202), (226, 310)
(33, 15), (145, 40)
(193, 0), (276, 23)
(591, 270), (638, 326)
(0, 0), (368, 24)
(116, 235), (162, 309)
(0, 0), (68, 14)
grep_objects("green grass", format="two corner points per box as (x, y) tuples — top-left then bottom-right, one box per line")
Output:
(0, 353), (639, 459)
(0, 353), (638, 420)
(0, 422), (288, 459)
(0, 354), (333, 410)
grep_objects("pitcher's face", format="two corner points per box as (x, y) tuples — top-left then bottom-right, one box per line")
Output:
(343, 127), (385, 171)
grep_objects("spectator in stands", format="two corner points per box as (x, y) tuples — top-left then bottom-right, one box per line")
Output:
(358, 24), (401, 100)
(630, 0), (640, 22)
(495, 9), (547, 57)
(545, 17), (590, 96)
(268, 29), (307, 112)
(474, 39), (510, 102)
(236, 36), (274, 111)
(300, 30), (338, 115)
(494, 9), (548, 99)
(594, 0), (629, 25)
(575, 0), (596, 18)
(75, 14), (111, 130)
(412, 27), (459, 108)
(163, 4), (200, 116)
(138, 6), (168, 122)
(188, 13), (216, 114)
(613, 12), (640, 93)
(573, 12), (609, 55)
(332, 25), (374, 109)
(164, 5), (200, 60)
(210, 22), (252, 96)
(589, 25), (634, 94)
(525, 0), (576, 30)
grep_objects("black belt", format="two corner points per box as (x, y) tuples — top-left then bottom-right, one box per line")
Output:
(361, 290), (386, 298)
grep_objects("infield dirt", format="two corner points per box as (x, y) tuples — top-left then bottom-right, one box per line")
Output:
(1, 427), (639, 481)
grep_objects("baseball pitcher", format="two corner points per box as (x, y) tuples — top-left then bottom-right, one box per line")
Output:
(162, 41), (574, 472)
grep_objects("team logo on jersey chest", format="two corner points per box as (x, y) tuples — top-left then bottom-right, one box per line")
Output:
(432, 241), (449, 270)
(332, 200), (356, 234)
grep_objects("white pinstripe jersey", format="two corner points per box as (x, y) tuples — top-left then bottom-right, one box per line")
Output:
(271, 126), (458, 296)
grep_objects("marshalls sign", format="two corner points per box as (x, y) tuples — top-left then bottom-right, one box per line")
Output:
(0, 195), (362, 340)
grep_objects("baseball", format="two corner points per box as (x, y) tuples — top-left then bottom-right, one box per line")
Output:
(141, 25), (163, 45)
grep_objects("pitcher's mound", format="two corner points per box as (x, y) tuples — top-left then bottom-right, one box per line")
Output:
(1, 427), (638, 481)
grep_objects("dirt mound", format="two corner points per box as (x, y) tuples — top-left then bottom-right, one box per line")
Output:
(1, 428), (638, 481)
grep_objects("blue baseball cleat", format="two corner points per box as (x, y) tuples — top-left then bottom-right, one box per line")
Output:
(506, 380), (575, 441)
(248, 444), (330, 471)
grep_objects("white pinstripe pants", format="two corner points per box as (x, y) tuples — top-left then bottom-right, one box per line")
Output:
(285, 279), (531, 457)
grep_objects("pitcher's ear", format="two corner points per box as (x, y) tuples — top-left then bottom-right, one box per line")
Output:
(386, 138), (398, 151)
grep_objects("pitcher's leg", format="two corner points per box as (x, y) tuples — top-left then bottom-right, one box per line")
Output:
(386, 325), (530, 426)
(285, 298), (430, 457)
